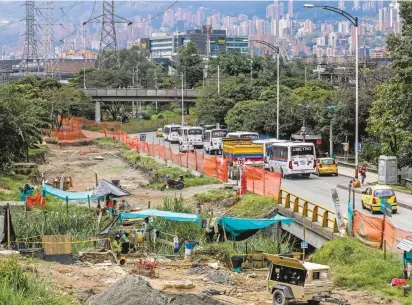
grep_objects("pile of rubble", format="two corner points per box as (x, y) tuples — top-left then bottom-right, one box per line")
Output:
(187, 263), (235, 286)
(87, 276), (226, 305)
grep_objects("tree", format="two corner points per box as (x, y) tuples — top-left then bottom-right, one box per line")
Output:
(0, 86), (42, 168)
(177, 42), (203, 88)
(365, 2), (412, 168)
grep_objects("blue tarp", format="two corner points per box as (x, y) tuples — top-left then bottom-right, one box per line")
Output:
(42, 184), (101, 201)
(218, 215), (294, 237)
(120, 209), (200, 224)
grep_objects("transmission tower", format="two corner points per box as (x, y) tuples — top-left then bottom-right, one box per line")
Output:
(22, 0), (39, 72)
(85, 0), (132, 67)
(41, 1), (60, 78)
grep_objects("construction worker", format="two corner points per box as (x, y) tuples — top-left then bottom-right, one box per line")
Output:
(120, 230), (130, 254)
(144, 217), (155, 246)
(112, 234), (121, 255)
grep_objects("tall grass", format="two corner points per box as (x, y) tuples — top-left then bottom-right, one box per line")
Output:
(0, 258), (74, 305)
(13, 198), (111, 253)
(0, 174), (28, 201)
(311, 238), (412, 304)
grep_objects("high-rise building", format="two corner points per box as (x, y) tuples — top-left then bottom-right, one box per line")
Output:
(338, 21), (350, 34)
(196, 7), (205, 26)
(304, 19), (314, 33)
(266, 4), (275, 19)
(274, 0), (281, 21)
(288, 0), (293, 17)
(279, 17), (291, 39)
(329, 32), (338, 48)
(338, 0), (345, 10)
(353, 0), (360, 11)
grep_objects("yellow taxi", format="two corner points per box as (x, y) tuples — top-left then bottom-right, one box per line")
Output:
(361, 185), (398, 214)
(155, 128), (163, 137)
(315, 158), (338, 176)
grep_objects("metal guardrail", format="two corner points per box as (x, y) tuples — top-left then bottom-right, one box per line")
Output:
(277, 189), (347, 233)
(82, 88), (199, 97)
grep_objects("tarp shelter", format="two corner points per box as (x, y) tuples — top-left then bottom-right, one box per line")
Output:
(120, 209), (200, 224)
(42, 184), (101, 201)
(92, 179), (131, 198)
(218, 215), (294, 241)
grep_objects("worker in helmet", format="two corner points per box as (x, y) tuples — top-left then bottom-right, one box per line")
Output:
(112, 234), (121, 255)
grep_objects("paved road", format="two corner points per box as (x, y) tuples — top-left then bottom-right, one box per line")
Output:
(282, 175), (412, 231)
(135, 131), (412, 231)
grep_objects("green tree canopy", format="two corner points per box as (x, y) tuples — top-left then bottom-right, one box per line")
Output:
(177, 41), (203, 88)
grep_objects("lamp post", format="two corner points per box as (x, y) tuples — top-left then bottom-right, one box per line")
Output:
(304, 3), (359, 178)
(248, 39), (281, 139)
(181, 72), (184, 126)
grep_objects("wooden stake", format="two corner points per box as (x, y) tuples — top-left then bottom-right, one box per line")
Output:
(7, 204), (11, 250)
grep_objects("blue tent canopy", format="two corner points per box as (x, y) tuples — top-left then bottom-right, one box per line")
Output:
(120, 209), (200, 224)
(218, 215), (294, 237)
(42, 184), (101, 201)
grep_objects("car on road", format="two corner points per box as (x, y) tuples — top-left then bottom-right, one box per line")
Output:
(179, 142), (195, 153)
(361, 185), (398, 214)
(156, 128), (163, 137)
(315, 158), (338, 176)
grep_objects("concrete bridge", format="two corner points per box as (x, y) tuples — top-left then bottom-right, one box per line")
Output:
(81, 89), (200, 122)
(82, 88), (199, 103)
(276, 189), (345, 249)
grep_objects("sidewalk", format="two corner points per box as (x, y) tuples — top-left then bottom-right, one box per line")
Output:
(337, 166), (412, 211)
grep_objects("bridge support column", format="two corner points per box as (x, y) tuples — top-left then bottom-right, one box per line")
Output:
(95, 101), (101, 122)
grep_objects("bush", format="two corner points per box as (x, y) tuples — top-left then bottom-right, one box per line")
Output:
(226, 193), (276, 218)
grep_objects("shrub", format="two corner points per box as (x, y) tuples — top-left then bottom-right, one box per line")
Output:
(226, 193), (276, 218)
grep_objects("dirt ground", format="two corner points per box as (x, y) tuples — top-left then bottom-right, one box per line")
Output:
(34, 143), (401, 305)
(39, 144), (223, 209)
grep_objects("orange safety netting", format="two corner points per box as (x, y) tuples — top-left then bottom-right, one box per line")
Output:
(383, 217), (412, 253)
(204, 157), (228, 182)
(353, 210), (383, 248)
(51, 130), (86, 140)
(244, 166), (282, 199)
(26, 193), (47, 209)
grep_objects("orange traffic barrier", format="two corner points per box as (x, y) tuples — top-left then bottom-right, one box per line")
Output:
(244, 166), (281, 199)
(353, 211), (383, 248)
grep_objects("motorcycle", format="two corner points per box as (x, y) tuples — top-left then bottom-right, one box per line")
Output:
(160, 175), (184, 191)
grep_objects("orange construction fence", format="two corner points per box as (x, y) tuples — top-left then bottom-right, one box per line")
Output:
(353, 210), (412, 252)
(244, 166), (281, 200)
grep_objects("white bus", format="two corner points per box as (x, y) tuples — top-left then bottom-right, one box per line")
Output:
(267, 142), (316, 178)
(226, 131), (259, 140)
(163, 124), (181, 143)
(253, 139), (289, 168)
(203, 129), (228, 154)
(178, 126), (204, 148)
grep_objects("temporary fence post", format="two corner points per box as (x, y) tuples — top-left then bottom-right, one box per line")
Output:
(383, 240), (387, 260)
(263, 170), (266, 196)
(148, 201), (151, 209)
(7, 204), (10, 250)
(195, 151), (198, 171)
(87, 195), (91, 211)
(66, 196), (69, 215)
(381, 214), (386, 250)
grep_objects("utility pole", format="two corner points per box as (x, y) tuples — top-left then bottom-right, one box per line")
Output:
(84, 0), (132, 68)
(41, 1), (59, 78)
(155, 69), (158, 113)
(330, 121), (333, 155)
(276, 52), (280, 139)
(22, 0), (39, 73)
(217, 65), (220, 95)
(305, 66), (307, 83)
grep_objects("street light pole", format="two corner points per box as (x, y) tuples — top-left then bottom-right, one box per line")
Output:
(276, 52), (280, 139)
(218, 64), (220, 95)
(181, 72), (184, 126)
(304, 4), (359, 178)
(248, 39), (280, 139)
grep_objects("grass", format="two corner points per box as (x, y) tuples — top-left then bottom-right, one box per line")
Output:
(391, 184), (412, 193)
(194, 188), (234, 203)
(120, 149), (220, 188)
(0, 258), (75, 305)
(0, 174), (28, 201)
(226, 193), (277, 218)
(28, 147), (48, 156)
(94, 137), (128, 149)
(310, 238), (412, 304)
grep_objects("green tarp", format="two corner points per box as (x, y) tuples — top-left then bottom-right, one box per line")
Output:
(218, 215), (294, 237)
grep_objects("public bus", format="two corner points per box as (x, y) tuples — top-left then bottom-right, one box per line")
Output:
(226, 131), (259, 141)
(267, 142), (316, 178)
(163, 124), (181, 143)
(253, 139), (289, 168)
(177, 126), (204, 148)
(203, 129), (228, 154)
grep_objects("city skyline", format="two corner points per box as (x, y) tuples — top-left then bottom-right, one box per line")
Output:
(0, 0), (400, 60)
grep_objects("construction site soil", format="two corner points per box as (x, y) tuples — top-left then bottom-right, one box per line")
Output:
(28, 143), (402, 305)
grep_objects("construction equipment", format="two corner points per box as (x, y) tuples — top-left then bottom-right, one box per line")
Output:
(265, 254), (346, 305)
